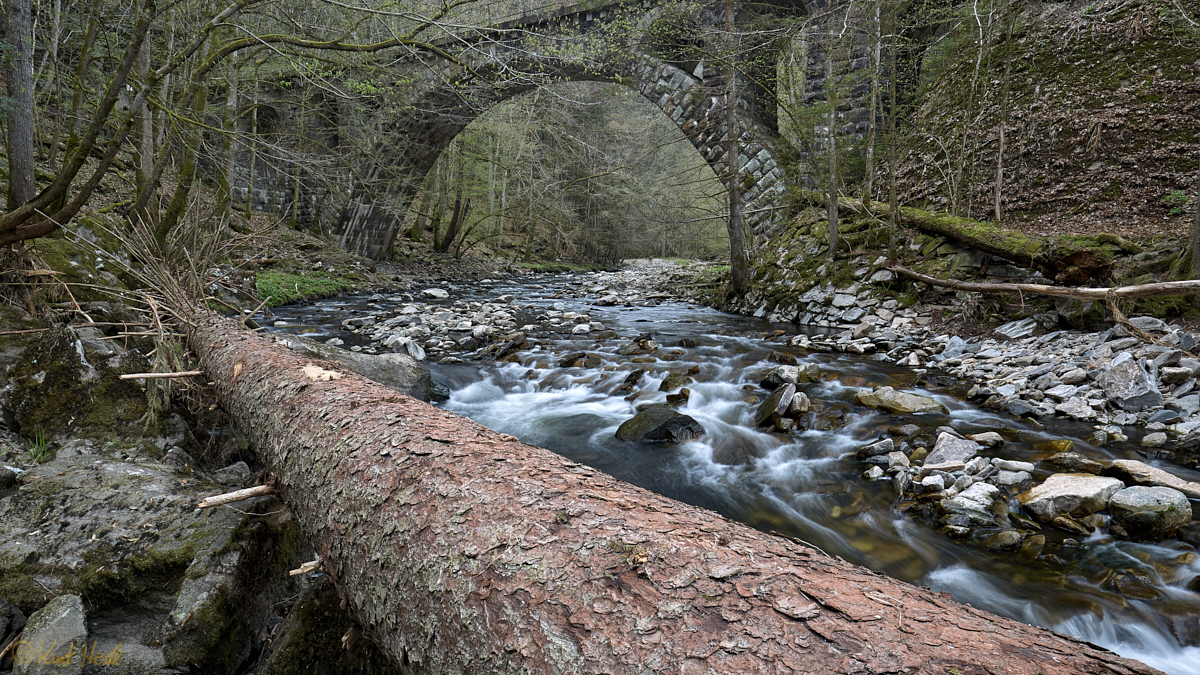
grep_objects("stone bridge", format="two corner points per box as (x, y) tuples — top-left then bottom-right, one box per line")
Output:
(318, 0), (807, 259)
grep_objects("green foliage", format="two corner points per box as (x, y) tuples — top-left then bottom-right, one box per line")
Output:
(28, 428), (50, 463)
(255, 271), (356, 306)
(1164, 190), (1189, 215)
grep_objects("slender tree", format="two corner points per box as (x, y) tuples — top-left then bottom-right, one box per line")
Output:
(5, 0), (36, 210)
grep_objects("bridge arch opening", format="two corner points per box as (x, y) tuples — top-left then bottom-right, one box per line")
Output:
(399, 81), (730, 266)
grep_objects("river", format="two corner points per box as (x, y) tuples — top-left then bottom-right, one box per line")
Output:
(266, 272), (1200, 675)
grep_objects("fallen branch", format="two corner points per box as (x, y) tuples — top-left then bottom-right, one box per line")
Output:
(289, 558), (321, 576)
(197, 484), (274, 508)
(120, 370), (204, 380)
(889, 266), (1200, 300)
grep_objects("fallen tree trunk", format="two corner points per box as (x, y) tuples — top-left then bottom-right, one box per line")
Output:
(791, 190), (1111, 282)
(890, 265), (1200, 300)
(192, 313), (1162, 674)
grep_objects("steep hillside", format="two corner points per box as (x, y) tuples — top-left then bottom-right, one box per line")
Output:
(898, 0), (1199, 240)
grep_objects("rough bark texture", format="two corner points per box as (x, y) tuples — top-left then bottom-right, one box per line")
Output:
(192, 314), (1162, 675)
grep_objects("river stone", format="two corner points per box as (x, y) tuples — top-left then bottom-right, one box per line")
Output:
(1107, 486), (1193, 541)
(995, 318), (1038, 340)
(1018, 473), (1125, 522)
(979, 529), (1024, 550)
(754, 384), (795, 427)
(761, 365), (799, 388)
(938, 335), (970, 360)
(615, 405), (704, 444)
(659, 372), (692, 392)
(941, 482), (1001, 525)
(853, 386), (947, 414)
(1042, 451), (1103, 475)
(925, 432), (981, 465)
(787, 392), (811, 415)
(968, 432), (1004, 447)
(1054, 397), (1095, 419)
(993, 459), (1035, 472)
(856, 438), (894, 460)
(796, 363), (821, 383)
(995, 470), (1032, 487)
(14, 594), (86, 675)
(1098, 352), (1162, 411)
(273, 335), (432, 401)
(1115, 316), (1170, 336)
(1101, 459), (1200, 499)
(422, 288), (449, 299)
(1018, 534), (1045, 559)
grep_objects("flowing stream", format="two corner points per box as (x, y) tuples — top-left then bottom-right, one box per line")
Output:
(267, 273), (1200, 674)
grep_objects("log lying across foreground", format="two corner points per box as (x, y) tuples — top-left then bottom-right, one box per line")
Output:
(192, 313), (1161, 674)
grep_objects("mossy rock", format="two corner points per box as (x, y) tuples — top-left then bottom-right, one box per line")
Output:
(9, 326), (151, 441)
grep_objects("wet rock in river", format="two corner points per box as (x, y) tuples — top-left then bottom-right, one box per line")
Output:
(754, 384), (795, 427)
(615, 405), (704, 444)
(665, 388), (690, 406)
(659, 371), (693, 392)
(925, 432), (981, 465)
(1018, 534), (1045, 559)
(761, 365), (798, 388)
(856, 438), (894, 460)
(1042, 451), (1103, 475)
(979, 529), (1024, 550)
(1018, 473), (1125, 522)
(1102, 459), (1200, 498)
(940, 482), (1002, 525)
(787, 392), (811, 415)
(1107, 486), (1192, 541)
(968, 431), (1005, 447)
(853, 386), (947, 414)
(1051, 514), (1093, 535)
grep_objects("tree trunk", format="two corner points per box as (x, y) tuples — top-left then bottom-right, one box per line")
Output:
(6, 0), (36, 210)
(190, 313), (1163, 675)
(724, 0), (748, 293)
(825, 43), (839, 266)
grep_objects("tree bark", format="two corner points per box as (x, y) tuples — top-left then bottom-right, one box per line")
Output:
(724, 0), (748, 293)
(191, 313), (1163, 675)
(5, 0), (36, 210)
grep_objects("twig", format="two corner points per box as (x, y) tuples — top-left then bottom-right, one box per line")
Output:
(289, 558), (321, 576)
(120, 370), (204, 380)
(198, 484), (274, 508)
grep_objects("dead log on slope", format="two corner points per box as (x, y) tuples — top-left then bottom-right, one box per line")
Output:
(791, 190), (1111, 282)
(889, 266), (1200, 301)
(191, 313), (1162, 675)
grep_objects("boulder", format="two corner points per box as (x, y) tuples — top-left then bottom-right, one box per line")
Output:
(1107, 486), (1192, 541)
(615, 405), (704, 444)
(924, 432), (981, 465)
(761, 365), (799, 389)
(274, 335), (432, 401)
(13, 594), (87, 675)
(1018, 473), (1125, 522)
(1098, 352), (1162, 411)
(754, 384), (795, 427)
(979, 529), (1024, 550)
(786, 392), (811, 415)
(422, 288), (449, 299)
(1101, 459), (1200, 499)
(940, 482), (1002, 525)
(796, 363), (822, 383)
(853, 386), (947, 414)
(658, 372), (692, 392)
(1054, 298), (1103, 329)
(968, 431), (1004, 447)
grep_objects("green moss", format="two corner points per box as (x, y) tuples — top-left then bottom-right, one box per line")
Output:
(256, 271), (356, 306)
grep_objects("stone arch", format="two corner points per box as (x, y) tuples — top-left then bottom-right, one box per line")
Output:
(328, 2), (796, 259)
